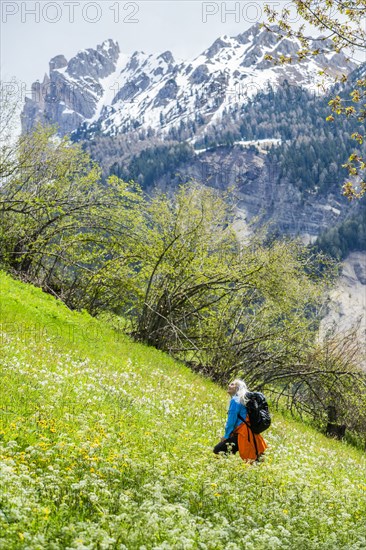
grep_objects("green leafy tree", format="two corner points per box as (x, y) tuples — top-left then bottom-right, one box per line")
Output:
(198, 240), (330, 386)
(131, 185), (335, 392)
(0, 122), (144, 313)
(132, 184), (244, 349)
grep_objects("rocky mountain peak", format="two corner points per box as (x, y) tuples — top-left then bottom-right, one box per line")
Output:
(49, 55), (68, 72)
(98, 38), (119, 55)
(158, 51), (175, 64)
(235, 23), (277, 46)
(66, 40), (119, 79)
(205, 37), (232, 59)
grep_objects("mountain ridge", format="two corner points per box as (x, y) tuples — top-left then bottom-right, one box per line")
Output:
(21, 24), (357, 138)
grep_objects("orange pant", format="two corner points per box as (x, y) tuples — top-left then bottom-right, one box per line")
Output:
(234, 416), (267, 461)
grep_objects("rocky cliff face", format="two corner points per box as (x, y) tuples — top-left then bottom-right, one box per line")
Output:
(22, 39), (120, 135)
(148, 143), (356, 242)
(21, 24), (356, 138)
(320, 252), (366, 369)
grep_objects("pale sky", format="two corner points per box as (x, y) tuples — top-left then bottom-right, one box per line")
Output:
(1, 1), (365, 93)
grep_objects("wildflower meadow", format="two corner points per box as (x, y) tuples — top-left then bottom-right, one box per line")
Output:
(0, 271), (365, 549)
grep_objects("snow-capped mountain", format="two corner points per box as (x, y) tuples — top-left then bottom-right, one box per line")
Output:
(21, 23), (357, 138)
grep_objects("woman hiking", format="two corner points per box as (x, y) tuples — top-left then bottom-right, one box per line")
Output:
(213, 379), (267, 462)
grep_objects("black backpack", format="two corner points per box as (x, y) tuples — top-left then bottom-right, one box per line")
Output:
(239, 391), (271, 434)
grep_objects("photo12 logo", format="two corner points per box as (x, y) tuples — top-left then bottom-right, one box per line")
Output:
(1, 76), (143, 107)
(201, 1), (301, 24)
(1, 1), (140, 24)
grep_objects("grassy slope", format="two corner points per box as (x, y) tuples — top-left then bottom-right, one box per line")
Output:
(0, 271), (365, 550)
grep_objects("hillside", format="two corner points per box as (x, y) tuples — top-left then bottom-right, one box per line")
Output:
(0, 272), (365, 549)
(83, 81), (363, 244)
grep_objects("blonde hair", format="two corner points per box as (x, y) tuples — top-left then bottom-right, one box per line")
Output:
(232, 378), (249, 406)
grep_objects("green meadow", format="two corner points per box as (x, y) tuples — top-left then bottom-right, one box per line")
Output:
(0, 271), (365, 549)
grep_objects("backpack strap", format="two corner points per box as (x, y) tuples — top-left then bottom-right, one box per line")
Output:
(238, 414), (259, 460)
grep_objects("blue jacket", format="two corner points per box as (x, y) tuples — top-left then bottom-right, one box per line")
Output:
(224, 395), (247, 439)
